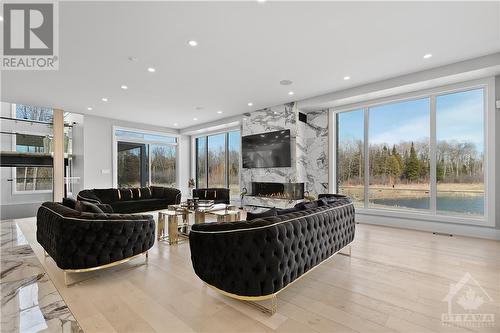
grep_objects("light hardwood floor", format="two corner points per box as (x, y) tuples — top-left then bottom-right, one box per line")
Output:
(14, 216), (500, 333)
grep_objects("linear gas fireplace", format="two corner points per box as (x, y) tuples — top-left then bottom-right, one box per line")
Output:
(250, 182), (304, 200)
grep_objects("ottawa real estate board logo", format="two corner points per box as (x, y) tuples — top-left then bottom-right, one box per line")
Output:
(1, 1), (59, 70)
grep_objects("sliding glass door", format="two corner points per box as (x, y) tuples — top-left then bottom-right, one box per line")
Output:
(336, 86), (485, 218)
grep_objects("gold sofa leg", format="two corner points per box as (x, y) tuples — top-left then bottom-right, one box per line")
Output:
(339, 244), (351, 257)
(246, 294), (278, 315)
(63, 251), (149, 287)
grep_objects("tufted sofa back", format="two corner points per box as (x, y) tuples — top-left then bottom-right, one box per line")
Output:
(189, 195), (355, 298)
(37, 202), (155, 270)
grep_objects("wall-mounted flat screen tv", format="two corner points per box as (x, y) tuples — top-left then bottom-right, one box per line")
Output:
(242, 129), (291, 168)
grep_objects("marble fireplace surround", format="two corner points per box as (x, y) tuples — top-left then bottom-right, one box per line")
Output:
(241, 102), (329, 209)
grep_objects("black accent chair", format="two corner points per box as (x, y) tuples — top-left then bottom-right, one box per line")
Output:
(77, 186), (181, 214)
(37, 201), (155, 285)
(189, 194), (355, 313)
(192, 188), (230, 204)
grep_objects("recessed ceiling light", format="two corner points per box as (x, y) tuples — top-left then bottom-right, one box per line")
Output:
(248, 102), (253, 106)
(243, 118), (247, 121)
(188, 40), (198, 47)
(121, 85), (128, 90)
(217, 110), (223, 114)
(173, 123), (178, 126)
(0, 16), (3, 22)
(147, 67), (156, 73)
(280, 79), (293, 86)
(257, 0), (267, 3)
(87, 107), (93, 111)
(343, 76), (350, 80)
(288, 91), (294, 96)
(101, 97), (108, 102)
(423, 53), (433, 59)
(128, 56), (138, 62)
(193, 117), (198, 121)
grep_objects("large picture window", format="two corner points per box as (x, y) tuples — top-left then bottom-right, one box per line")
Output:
(114, 129), (177, 188)
(336, 86), (485, 218)
(195, 130), (241, 196)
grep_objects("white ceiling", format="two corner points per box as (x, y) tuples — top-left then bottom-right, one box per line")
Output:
(2, 1), (500, 129)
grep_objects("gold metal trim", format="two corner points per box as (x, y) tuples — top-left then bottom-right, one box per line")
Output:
(203, 244), (352, 315)
(63, 250), (148, 286)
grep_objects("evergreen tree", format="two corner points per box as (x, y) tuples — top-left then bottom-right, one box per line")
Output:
(406, 142), (420, 182)
(436, 158), (445, 182)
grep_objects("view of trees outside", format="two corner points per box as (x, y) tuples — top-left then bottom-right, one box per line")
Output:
(368, 98), (430, 211)
(228, 131), (241, 196)
(16, 167), (53, 191)
(436, 89), (484, 216)
(196, 131), (241, 197)
(151, 144), (176, 187)
(208, 134), (226, 188)
(196, 137), (207, 188)
(337, 109), (364, 206)
(16, 104), (53, 122)
(117, 144), (142, 187)
(337, 88), (485, 216)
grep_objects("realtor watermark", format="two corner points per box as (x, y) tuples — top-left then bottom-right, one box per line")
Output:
(442, 272), (495, 328)
(1, 0), (59, 70)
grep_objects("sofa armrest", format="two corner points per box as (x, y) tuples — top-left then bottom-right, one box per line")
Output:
(77, 189), (102, 204)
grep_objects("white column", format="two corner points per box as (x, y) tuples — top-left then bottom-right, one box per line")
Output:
(53, 109), (64, 201)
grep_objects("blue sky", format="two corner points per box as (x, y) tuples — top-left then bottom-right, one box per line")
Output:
(338, 88), (484, 152)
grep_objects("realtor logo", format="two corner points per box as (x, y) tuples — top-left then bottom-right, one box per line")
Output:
(442, 272), (495, 328)
(1, 1), (59, 70)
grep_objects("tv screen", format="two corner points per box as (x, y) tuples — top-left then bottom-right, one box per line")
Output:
(242, 129), (291, 168)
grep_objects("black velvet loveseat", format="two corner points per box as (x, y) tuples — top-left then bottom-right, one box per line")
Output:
(78, 186), (181, 214)
(37, 201), (155, 285)
(188, 194), (355, 313)
(192, 188), (230, 204)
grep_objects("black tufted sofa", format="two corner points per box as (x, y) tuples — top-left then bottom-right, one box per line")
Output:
(37, 202), (155, 272)
(77, 186), (181, 214)
(189, 194), (355, 301)
(192, 188), (230, 204)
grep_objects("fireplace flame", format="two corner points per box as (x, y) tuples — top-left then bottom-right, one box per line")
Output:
(257, 192), (291, 199)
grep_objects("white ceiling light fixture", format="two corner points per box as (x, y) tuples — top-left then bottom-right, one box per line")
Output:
(188, 40), (198, 47)
(217, 110), (223, 114)
(248, 102), (253, 106)
(288, 91), (294, 96)
(121, 85), (128, 90)
(101, 97), (108, 102)
(193, 117), (198, 121)
(343, 76), (350, 80)
(147, 67), (156, 73)
(257, 0), (267, 3)
(423, 53), (433, 59)
(0, 16), (3, 22)
(87, 107), (93, 111)
(173, 123), (178, 126)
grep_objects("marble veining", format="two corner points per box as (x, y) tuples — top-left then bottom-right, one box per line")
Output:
(1, 220), (82, 333)
(241, 103), (329, 204)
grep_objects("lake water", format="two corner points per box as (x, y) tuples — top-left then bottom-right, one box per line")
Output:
(371, 195), (484, 215)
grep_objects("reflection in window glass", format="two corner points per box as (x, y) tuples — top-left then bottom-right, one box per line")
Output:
(436, 89), (484, 216)
(15, 104), (53, 122)
(368, 98), (430, 211)
(208, 134), (226, 188)
(337, 110), (364, 206)
(196, 137), (207, 188)
(16, 167), (53, 191)
(117, 142), (145, 187)
(151, 144), (176, 187)
(228, 131), (241, 196)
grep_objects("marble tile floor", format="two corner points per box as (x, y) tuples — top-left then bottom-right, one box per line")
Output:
(1, 220), (82, 333)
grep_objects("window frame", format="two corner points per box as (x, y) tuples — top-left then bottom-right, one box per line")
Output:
(112, 126), (180, 188)
(331, 78), (495, 227)
(192, 127), (241, 193)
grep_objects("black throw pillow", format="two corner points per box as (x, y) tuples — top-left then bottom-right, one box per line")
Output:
(294, 200), (319, 210)
(276, 207), (300, 215)
(62, 197), (77, 209)
(75, 200), (105, 214)
(246, 207), (277, 221)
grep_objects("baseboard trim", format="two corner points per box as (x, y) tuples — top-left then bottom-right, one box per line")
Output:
(356, 212), (500, 240)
